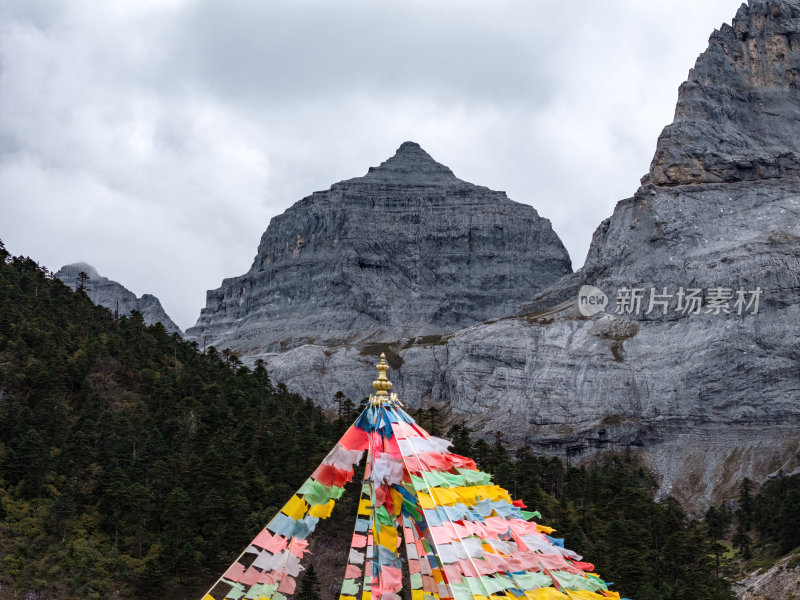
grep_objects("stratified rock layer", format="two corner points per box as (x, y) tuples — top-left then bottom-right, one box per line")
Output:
(259, 0), (800, 515)
(186, 142), (571, 353)
(55, 263), (182, 335)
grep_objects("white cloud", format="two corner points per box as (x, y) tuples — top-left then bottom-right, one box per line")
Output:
(0, 0), (739, 329)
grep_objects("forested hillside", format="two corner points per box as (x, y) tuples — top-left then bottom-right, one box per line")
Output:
(0, 241), (344, 598)
(0, 240), (795, 600)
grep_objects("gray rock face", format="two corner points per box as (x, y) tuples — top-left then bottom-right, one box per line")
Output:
(186, 142), (571, 353)
(650, 0), (800, 186)
(734, 551), (800, 599)
(55, 263), (182, 335)
(257, 0), (800, 514)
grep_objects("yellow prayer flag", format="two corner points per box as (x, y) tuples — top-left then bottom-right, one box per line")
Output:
(309, 499), (335, 518)
(340, 596), (357, 600)
(390, 488), (404, 517)
(412, 591), (424, 600)
(202, 595), (215, 600)
(431, 487), (460, 505)
(281, 495), (309, 520)
(358, 498), (372, 515)
(377, 525), (398, 550)
(524, 589), (570, 600)
(417, 492), (433, 509)
(536, 524), (556, 534)
(565, 592), (611, 600)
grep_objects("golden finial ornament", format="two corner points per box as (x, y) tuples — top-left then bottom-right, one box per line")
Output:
(372, 353), (393, 396)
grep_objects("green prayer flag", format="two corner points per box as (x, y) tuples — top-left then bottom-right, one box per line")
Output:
(520, 509), (542, 521)
(303, 480), (334, 505)
(374, 505), (393, 525)
(410, 573), (423, 589)
(341, 579), (360, 595)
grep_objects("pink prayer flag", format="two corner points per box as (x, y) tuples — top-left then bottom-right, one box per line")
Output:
(382, 435), (402, 458)
(429, 526), (452, 545)
(483, 517), (511, 536)
(290, 538), (309, 557)
(508, 519), (539, 536)
(537, 553), (569, 570)
(252, 528), (273, 549)
(442, 564), (463, 583)
(380, 565), (403, 592)
(258, 570), (276, 584)
(223, 562), (245, 581)
(265, 534), (288, 553)
(457, 558), (480, 578)
(390, 422), (415, 439)
(240, 566), (261, 585)
(345, 564), (362, 579)
(278, 574), (296, 595)
(512, 532), (530, 551)
(484, 553), (508, 571)
(515, 552), (539, 571)
(408, 559), (421, 574)
(477, 559), (497, 576)
(422, 575), (437, 593)
(351, 533), (368, 548)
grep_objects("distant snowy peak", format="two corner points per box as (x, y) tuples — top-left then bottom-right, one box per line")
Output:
(55, 263), (182, 335)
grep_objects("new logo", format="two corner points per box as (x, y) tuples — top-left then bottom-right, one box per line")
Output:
(577, 285), (608, 316)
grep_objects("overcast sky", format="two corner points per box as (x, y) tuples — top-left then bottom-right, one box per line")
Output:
(1, 0), (740, 330)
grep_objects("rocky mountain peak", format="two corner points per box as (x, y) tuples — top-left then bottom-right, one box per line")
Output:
(343, 141), (461, 186)
(187, 145), (571, 354)
(649, 0), (800, 186)
(55, 263), (182, 335)
(63, 261), (99, 280)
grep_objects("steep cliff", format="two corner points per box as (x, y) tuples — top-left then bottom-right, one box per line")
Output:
(186, 142), (571, 353)
(55, 263), (182, 335)
(261, 0), (800, 514)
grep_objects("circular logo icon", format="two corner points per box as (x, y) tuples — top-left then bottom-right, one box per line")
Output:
(577, 285), (608, 316)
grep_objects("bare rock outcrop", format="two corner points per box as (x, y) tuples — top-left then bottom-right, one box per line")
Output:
(650, 0), (800, 187)
(734, 552), (800, 599)
(55, 263), (182, 335)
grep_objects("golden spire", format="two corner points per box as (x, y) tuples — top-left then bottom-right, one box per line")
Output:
(372, 353), (393, 396)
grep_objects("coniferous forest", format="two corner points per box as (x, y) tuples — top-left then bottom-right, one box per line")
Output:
(0, 241), (798, 600)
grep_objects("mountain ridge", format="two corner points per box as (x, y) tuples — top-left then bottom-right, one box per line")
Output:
(55, 263), (182, 335)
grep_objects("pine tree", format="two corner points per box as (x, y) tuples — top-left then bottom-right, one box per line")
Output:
(298, 564), (321, 600)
